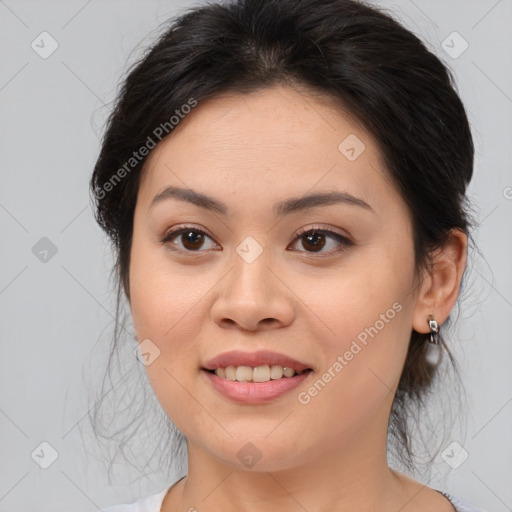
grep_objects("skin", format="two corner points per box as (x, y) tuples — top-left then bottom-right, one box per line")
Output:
(128, 84), (467, 512)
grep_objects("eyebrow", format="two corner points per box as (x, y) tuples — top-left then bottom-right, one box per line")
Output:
(149, 185), (375, 217)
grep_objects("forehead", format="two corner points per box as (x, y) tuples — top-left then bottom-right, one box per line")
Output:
(138, 84), (398, 216)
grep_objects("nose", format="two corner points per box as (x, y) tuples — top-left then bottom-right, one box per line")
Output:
(210, 248), (295, 332)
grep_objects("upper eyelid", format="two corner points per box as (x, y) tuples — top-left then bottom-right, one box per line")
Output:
(294, 224), (350, 240)
(161, 224), (216, 242)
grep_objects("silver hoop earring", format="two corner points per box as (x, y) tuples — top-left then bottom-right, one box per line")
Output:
(427, 315), (439, 344)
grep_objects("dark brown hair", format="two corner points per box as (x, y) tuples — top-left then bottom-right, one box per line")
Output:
(89, 0), (474, 475)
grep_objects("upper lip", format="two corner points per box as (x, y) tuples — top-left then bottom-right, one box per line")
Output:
(202, 350), (312, 372)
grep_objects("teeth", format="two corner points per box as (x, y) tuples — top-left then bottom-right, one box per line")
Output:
(213, 365), (304, 382)
(270, 365), (283, 379)
(225, 366), (236, 381)
(236, 366), (253, 382)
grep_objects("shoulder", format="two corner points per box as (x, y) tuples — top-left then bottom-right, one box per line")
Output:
(94, 486), (170, 512)
(437, 490), (489, 512)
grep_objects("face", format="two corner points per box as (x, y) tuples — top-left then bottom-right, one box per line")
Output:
(129, 84), (421, 472)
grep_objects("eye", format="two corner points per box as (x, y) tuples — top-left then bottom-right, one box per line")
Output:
(159, 225), (219, 252)
(288, 226), (353, 255)
(159, 224), (353, 256)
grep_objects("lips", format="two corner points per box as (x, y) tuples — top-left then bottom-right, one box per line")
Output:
(202, 350), (312, 373)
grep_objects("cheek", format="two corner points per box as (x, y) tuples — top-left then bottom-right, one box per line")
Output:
(129, 231), (203, 341)
(298, 238), (414, 347)
(128, 230), (230, 408)
(290, 285), (413, 461)
(128, 238), (207, 431)
(295, 243), (415, 415)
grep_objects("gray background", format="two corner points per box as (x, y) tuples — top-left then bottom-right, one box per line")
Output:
(1, 1), (511, 511)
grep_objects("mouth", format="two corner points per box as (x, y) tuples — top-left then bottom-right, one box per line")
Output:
(200, 350), (314, 403)
(202, 349), (313, 380)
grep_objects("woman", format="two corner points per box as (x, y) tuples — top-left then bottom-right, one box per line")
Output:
(90, 0), (486, 510)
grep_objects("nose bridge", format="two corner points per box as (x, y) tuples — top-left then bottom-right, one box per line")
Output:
(229, 236), (273, 302)
(211, 236), (294, 330)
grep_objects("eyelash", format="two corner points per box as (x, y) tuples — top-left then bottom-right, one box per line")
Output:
(159, 224), (353, 257)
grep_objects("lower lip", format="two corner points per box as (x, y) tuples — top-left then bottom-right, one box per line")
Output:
(202, 369), (312, 404)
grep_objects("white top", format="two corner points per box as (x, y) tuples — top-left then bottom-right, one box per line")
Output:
(96, 479), (489, 512)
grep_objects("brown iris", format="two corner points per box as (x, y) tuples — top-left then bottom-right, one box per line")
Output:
(181, 230), (205, 250)
(301, 231), (326, 252)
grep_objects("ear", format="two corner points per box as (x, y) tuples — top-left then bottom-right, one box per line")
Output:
(412, 228), (468, 334)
